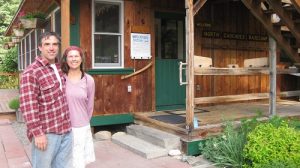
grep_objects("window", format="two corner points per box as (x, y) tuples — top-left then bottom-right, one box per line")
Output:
(25, 35), (30, 66)
(30, 31), (36, 63)
(21, 39), (25, 70)
(54, 9), (61, 36)
(92, 0), (124, 68)
(18, 44), (21, 70)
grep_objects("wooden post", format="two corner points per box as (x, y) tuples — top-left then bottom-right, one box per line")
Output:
(185, 0), (195, 131)
(269, 36), (277, 116)
(61, 0), (70, 54)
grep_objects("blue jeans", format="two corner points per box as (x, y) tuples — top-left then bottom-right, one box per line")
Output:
(31, 132), (73, 168)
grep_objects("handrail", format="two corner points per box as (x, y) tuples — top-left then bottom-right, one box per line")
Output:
(0, 72), (19, 76)
(121, 62), (153, 79)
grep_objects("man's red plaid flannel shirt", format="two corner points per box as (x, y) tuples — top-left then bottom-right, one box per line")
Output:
(20, 56), (71, 141)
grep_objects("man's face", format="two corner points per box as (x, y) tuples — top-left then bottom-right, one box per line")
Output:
(38, 36), (59, 64)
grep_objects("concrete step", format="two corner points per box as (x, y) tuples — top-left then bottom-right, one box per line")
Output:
(112, 134), (168, 159)
(127, 124), (181, 150)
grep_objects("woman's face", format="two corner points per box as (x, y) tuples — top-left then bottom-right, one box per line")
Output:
(66, 50), (82, 70)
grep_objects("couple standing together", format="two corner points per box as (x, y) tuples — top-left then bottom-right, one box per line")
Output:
(19, 32), (95, 168)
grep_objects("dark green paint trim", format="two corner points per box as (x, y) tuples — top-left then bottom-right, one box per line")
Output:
(90, 114), (134, 127)
(156, 104), (185, 111)
(70, 0), (80, 46)
(87, 68), (134, 75)
(182, 139), (206, 156)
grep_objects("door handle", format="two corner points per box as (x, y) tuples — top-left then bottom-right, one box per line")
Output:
(179, 61), (187, 85)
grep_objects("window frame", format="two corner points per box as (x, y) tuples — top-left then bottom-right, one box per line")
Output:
(92, 0), (124, 69)
(52, 7), (61, 35)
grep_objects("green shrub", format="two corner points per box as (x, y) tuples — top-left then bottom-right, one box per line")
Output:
(0, 47), (18, 72)
(201, 116), (261, 168)
(8, 97), (19, 110)
(0, 75), (19, 89)
(201, 123), (246, 167)
(243, 121), (300, 167)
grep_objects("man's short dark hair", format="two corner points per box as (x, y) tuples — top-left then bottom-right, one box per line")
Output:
(38, 31), (61, 46)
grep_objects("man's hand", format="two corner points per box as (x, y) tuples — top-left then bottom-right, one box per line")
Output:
(34, 134), (47, 151)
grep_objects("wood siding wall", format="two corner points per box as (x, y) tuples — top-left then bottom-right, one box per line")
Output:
(195, 1), (270, 98)
(79, 0), (296, 116)
(79, 0), (159, 115)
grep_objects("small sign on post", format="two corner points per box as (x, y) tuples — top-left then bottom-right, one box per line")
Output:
(130, 33), (151, 59)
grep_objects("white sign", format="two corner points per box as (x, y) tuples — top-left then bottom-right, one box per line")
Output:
(130, 33), (151, 59)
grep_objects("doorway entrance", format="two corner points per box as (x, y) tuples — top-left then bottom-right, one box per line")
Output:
(155, 12), (186, 111)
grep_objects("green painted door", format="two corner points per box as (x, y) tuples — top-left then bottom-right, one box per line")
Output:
(155, 13), (186, 111)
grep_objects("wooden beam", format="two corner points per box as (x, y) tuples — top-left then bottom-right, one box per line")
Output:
(134, 113), (189, 135)
(269, 36), (277, 116)
(241, 0), (300, 63)
(194, 67), (298, 75)
(186, 0), (195, 131)
(194, 90), (300, 104)
(280, 90), (300, 97)
(266, 0), (300, 42)
(195, 93), (270, 104)
(54, 0), (61, 6)
(61, 0), (70, 54)
(291, 0), (300, 13)
(193, 0), (207, 16)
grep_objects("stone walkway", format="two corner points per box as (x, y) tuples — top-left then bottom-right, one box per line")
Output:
(0, 119), (31, 168)
(0, 118), (192, 168)
(0, 89), (192, 168)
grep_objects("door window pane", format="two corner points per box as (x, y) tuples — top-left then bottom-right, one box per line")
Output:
(155, 18), (184, 60)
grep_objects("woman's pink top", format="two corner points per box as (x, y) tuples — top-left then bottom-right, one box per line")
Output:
(66, 73), (95, 127)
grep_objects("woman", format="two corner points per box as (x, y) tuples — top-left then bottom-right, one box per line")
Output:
(61, 46), (95, 168)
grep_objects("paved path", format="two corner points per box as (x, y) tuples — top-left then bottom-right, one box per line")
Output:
(0, 119), (31, 168)
(0, 89), (19, 114)
(0, 119), (191, 168)
(0, 89), (192, 167)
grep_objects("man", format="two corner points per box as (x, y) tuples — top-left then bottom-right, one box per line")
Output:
(20, 32), (72, 168)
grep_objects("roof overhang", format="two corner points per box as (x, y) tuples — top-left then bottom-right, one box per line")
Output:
(4, 0), (60, 36)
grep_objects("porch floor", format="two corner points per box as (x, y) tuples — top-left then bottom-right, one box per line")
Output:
(134, 99), (300, 140)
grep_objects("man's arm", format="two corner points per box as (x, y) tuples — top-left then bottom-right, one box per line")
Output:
(19, 71), (44, 138)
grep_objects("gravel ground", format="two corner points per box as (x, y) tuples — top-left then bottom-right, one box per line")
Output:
(11, 121), (30, 146)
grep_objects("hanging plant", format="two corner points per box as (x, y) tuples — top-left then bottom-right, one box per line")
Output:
(12, 37), (21, 43)
(19, 11), (47, 29)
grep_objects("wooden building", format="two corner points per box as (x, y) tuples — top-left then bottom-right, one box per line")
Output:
(5, 0), (300, 154)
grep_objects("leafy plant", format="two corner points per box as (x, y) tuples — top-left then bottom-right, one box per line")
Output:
(243, 121), (300, 168)
(201, 122), (249, 168)
(8, 97), (19, 110)
(20, 11), (46, 20)
(288, 118), (300, 130)
(0, 47), (18, 72)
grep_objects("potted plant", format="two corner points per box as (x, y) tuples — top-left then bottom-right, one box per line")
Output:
(6, 37), (15, 47)
(12, 37), (21, 43)
(8, 97), (24, 122)
(3, 43), (9, 50)
(19, 11), (47, 29)
(12, 23), (24, 37)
